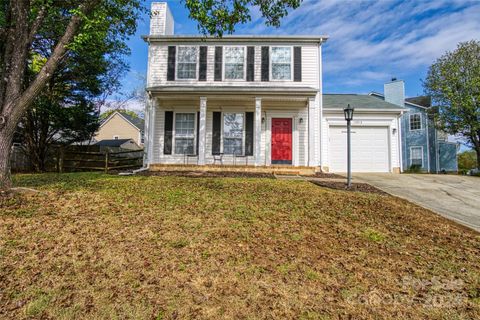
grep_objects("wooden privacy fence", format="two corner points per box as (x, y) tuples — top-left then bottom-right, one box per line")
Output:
(59, 148), (144, 173)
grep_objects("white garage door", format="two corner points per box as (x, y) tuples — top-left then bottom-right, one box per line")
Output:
(329, 126), (390, 172)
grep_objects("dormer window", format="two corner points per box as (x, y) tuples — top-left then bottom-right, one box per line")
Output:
(271, 47), (292, 80)
(224, 46), (245, 80)
(176, 46), (197, 79)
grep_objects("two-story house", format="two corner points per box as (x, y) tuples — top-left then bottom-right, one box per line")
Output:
(370, 79), (458, 173)
(143, 2), (405, 174)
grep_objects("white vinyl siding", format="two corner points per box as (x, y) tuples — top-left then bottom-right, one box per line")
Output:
(147, 43), (319, 89)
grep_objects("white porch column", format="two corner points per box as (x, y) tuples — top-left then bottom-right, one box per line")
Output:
(198, 97), (207, 165)
(146, 98), (156, 165)
(255, 97), (262, 166)
(308, 97), (316, 166)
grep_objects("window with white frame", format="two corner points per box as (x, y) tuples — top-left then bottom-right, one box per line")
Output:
(176, 47), (197, 79)
(410, 146), (423, 166)
(223, 113), (244, 155)
(271, 47), (292, 80)
(224, 47), (245, 80)
(409, 113), (422, 130)
(174, 113), (195, 154)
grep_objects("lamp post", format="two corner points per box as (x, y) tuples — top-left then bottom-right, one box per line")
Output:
(344, 104), (354, 188)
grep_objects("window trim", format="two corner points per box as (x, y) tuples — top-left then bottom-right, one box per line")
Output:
(409, 146), (424, 167)
(222, 46), (247, 81)
(173, 112), (197, 155)
(269, 46), (293, 81)
(409, 113), (423, 131)
(221, 111), (246, 155)
(175, 46), (199, 80)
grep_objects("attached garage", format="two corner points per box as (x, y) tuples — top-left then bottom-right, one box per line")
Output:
(329, 126), (390, 172)
(322, 94), (406, 174)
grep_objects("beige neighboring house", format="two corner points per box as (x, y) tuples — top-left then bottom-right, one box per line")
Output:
(96, 111), (145, 146)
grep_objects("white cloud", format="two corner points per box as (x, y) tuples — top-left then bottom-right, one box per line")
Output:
(237, 0), (480, 92)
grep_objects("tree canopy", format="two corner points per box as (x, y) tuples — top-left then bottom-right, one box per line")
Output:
(185, 0), (302, 36)
(423, 40), (480, 169)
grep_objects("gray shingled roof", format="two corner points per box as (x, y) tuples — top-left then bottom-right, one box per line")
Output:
(323, 94), (406, 110)
(119, 112), (144, 131)
(405, 96), (431, 108)
(94, 139), (133, 147)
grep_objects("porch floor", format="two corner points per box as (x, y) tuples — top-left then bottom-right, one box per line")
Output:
(149, 164), (318, 176)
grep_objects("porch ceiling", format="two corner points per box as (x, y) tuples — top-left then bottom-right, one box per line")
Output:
(150, 86), (316, 108)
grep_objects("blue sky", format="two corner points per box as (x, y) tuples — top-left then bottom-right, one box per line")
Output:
(117, 0), (480, 108)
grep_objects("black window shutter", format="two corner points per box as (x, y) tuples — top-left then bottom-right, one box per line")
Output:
(214, 46), (223, 81)
(164, 111), (173, 155)
(245, 112), (254, 156)
(199, 46), (207, 81)
(212, 112), (221, 154)
(167, 46), (176, 81)
(246, 46), (255, 82)
(261, 46), (269, 81)
(196, 112), (200, 155)
(294, 46), (302, 82)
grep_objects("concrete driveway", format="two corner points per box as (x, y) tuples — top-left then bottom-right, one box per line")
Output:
(354, 173), (480, 232)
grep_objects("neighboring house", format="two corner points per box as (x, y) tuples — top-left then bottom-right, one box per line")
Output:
(142, 2), (406, 173)
(95, 111), (145, 146)
(94, 138), (142, 152)
(370, 79), (458, 173)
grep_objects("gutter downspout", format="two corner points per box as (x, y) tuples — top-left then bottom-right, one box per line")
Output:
(426, 114), (431, 173)
(397, 113), (404, 173)
(318, 41), (323, 169)
(435, 128), (440, 173)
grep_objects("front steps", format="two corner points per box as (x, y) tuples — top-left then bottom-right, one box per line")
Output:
(149, 164), (318, 176)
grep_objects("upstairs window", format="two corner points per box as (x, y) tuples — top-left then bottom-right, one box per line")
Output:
(410, 146), (423, 167)
(174, 113), (195, 154)
(223, 113), (244, 155)
(271, 47), (292, 80)
(224, 47), (245, 80)
(409, 113), (422, 131)
(176, 47), (197, 79)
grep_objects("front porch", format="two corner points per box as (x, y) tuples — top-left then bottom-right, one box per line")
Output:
(144, 86), (321, 170)
(149, 163), (318, 176)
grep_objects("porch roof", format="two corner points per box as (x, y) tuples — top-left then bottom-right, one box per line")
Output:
(146, 86), (318, 97)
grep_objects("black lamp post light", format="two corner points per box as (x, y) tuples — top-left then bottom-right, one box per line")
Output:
(343, 104), (354, 188)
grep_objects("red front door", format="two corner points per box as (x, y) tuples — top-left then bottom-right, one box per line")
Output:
(271, 118), (292, 165)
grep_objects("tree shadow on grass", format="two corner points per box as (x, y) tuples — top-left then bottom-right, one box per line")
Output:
(12, 172), (140, 192)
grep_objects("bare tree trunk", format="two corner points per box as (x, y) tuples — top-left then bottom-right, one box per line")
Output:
(476, 146), (480, 170)
(0, 0), (97, 188)
(0, 128), (14, 189)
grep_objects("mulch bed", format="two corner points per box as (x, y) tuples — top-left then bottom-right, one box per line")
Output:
(310, 172), (345, 179)
(310, 180), (388, 195)
(138, 170), (275, 178)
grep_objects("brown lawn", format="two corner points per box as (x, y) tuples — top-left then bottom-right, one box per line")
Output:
(0, 172), (479, 319)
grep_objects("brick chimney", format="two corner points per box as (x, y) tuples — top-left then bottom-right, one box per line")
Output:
(384, 78), (405, 107)
(150, 2), (174, 35)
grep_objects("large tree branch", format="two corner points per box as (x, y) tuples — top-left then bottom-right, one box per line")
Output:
(2, 0), (99, 132)
(27, 5), (48, 46)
